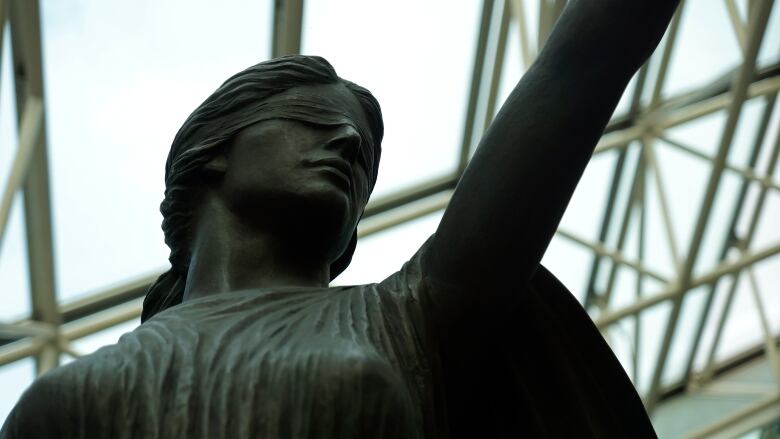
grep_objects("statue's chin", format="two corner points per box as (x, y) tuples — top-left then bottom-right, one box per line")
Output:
(250, 190), (355, 250)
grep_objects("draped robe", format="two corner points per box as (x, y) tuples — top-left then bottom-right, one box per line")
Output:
(1, 240), (656, 438)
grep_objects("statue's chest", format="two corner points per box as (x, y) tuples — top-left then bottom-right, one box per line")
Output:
(141, 302), (421, 436)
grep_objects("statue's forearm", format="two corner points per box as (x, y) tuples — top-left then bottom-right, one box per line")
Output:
(424, 0), (679, 327)
(541, 0), (680, 79)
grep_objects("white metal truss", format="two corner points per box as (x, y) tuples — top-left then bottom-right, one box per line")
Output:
(0, 0), (779, 436)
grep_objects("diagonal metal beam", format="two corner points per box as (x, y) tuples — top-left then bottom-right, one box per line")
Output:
(643, 137), (681, 267)
(725, 0), (747, 53)
(583, 64), (649, 310)
(458, 0), (496, 174)
(0, 96), (43, 247)
(595, 240), (780, 328)
(483, 0), (511, 131)
(537, 0), (565, 50)
(645, 0), (775, 409)
(699, 97), (780, 383)
(598, 151), (647, 309)
(507, 0), (533, 67)
(555, 228), (668, 283)
(9, 0), (59, 375)
(648, 1), (685, 109)
(681, 92), (777, 386)
(659, 134), (780, 191)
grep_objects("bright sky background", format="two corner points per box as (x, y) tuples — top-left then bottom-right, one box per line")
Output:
(1, 0), (780, 424)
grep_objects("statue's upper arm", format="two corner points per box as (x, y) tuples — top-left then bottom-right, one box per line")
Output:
(1, 374), (69, 439)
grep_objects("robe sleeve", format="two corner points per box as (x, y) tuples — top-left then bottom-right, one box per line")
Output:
(379, 241), (657, 438)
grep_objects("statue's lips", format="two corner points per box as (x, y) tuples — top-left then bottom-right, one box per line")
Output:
(303, 158), (352, 188)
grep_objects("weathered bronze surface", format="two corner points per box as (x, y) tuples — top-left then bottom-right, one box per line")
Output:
(2, 1), (680, 437)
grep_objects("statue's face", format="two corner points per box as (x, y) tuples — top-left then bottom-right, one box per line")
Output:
(215, 83), (372, 261)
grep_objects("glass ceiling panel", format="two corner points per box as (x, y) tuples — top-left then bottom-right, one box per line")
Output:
(653, 140), (711, 262)
(691, 277), (733, 372)
(661, 285), (708, 385)
(757, 0), (780, 69)
(69, 319), (140, 359)
(754, 98), (780, 180)
(664, 109), (727, 162)
(752, 252), (780, 336)
(608, 264), (640, 310)
(301, 0), (481, 198)
(333, 210), (443, 286)
(727, 97), (770, 169)
(40, 0), (273, 301)
(692, 171), (741, 278)
(558, 151), (616, 242)
(0, 26), (16, 192)
(637, 300), (672, 396)
(541, 235), (593, 304)
(715, 275), (765, 363)
(607, 318), (638, 383)
(755, 178), (780, 238)
(604, 144), (641, 251)
(0, 196), (31, 320)
(0, 359), (34, 424)
(662, 0), (742, 98)
(496, 19), (526, 108)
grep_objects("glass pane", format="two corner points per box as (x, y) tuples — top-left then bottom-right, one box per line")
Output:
(692, 171), (740, 278)
(662, 285), (708, 385)
(302, 0), (481, 198)
(692, 277), (732, 372)
(642, 150), (677, 278)
(727, 97), (768, 169)
(41, 0), (273, 301)
(559, 151), (617, 242)
(753, 189), (780, 253)
(0, 25), (18, 188)
(637, 300), (672, 396)
(752, 255), (780, 338)
(755, 98), (780, 182)
(715, 275), (764, 362)
(0, 195), (31, 320)
(333, 209), (443, 286)
(664, 109), (727, 160)
(0, 358), (35, 425)
(757, 0), (780, 69)
(609, 265), (640, 310)
(653, 140), (711, 260)
(662, 0), (742, 98)
(605, 143), (642, 250)
(495, 19), (527, 112)
(606, 318), (638, 383)
(541, 235), (594, 304)
(70, 319), (141, 359)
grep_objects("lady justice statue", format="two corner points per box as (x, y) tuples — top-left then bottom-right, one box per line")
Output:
(3, 0), (680, 437)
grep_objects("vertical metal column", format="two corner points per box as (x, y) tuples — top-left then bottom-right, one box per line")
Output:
(272, 0), (304, 58)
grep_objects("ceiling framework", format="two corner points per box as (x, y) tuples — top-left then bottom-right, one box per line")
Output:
(0, 0), (779, 435)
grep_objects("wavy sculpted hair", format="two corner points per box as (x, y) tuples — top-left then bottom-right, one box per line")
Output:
(141, 55), (384, 322)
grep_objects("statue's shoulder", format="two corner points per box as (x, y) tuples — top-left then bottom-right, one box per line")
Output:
(2, 323), (181, 438)
(1, 364), (79, 438)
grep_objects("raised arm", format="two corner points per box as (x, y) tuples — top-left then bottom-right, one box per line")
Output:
(423, 0), (679, 322)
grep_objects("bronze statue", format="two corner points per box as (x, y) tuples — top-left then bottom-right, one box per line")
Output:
(2, 1), (680, 437)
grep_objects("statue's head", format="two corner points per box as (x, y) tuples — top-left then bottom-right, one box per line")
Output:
(141, 55), (383, 322)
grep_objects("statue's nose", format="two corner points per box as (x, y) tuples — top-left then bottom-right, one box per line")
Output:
(323, 125), (361, 163)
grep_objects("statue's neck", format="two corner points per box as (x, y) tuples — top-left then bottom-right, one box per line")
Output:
(182, 195), (331, 302)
